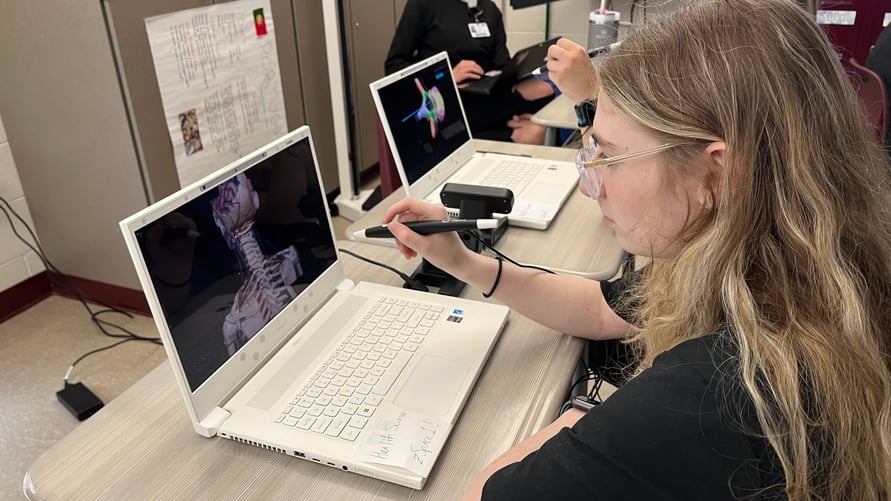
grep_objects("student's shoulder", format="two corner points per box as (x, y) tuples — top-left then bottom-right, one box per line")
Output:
(479, 0), (504, 18)
(649, 330), (739, 378)
(610, 331), (746, 426)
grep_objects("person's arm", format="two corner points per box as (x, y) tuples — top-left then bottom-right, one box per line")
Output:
(506, 113), (547, 145)
(512, 78), (555, 101)
(383, 198), (634, 339)
(461, 409), (585, 501)
(384, 0), (425, 74)
(467, 338), (765, 500)
(545, 38), (600, 104)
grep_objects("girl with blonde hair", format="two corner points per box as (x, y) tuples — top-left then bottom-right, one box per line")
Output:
(383, 0), (891, 498)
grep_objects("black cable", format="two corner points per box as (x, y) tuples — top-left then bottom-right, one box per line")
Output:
(463, 230), (617, 405)
(0, 195), (161, 384)
(0, 197), (154, 337)
(561, 363), (602, 414)
(1, 197), (98, 300)
(341, 227), (557, 296)
(338, 247), (429, 291)
(63, 338), (139, 384)
(471, 233), (601, 408)
(69, 338), (138, 367)
(561, 354), (610, 413)
(568, 367), (596, 396)
(589, 375), (605, 402)
(1, 196), (145, 318)
(465, 231), (556, 275)
(574, 332), (611, 405)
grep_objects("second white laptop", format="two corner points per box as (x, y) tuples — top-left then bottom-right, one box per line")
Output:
(370, 52), (579, 230)
(119, 125), (509, 489)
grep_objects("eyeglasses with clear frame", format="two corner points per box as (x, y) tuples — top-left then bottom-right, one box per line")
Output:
(576, 140), (679, 199)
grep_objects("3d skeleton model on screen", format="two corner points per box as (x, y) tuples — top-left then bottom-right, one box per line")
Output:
(211, 173), (303, 355)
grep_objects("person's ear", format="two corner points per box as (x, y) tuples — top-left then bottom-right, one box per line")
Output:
(700, 141), (727, 209)
(705, 141), (727, 171)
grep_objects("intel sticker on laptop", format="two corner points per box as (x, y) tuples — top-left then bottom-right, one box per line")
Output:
(447, 309), (464, 323)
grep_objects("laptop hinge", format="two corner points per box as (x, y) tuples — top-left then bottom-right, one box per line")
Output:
(336, 278), (355, 291)
(196, 407), (231, 436)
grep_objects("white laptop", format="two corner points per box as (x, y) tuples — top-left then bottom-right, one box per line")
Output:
(119, 125), (509, 489)
(370, 52), (579, 230)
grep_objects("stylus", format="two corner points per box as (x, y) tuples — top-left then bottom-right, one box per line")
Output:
(353, 219), (499, 239)
(530, 42), (620, 76)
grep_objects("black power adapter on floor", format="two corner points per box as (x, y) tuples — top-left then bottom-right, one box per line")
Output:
(57, 382), (104, 421)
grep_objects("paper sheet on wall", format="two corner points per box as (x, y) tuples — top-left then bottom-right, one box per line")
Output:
(145, 0), (287, 187)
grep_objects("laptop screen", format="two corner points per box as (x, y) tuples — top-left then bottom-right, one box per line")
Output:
(375, 55), (471, 185)
(132, 136), (337, 391)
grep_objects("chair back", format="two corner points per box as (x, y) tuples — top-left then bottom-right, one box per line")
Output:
(849, 57), (889, 145)
(376, 116), (403, 198)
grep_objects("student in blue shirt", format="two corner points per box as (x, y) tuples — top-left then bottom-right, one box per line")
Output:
(382, 0), (891, 498)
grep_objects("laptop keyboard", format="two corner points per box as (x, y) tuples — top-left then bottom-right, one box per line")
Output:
(478, 159), (544, 194)
(275, 296), (445, 441)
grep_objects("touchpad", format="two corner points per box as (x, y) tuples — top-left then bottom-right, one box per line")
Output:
(393, 355), (471, 418)
(524, 182), (564, 202)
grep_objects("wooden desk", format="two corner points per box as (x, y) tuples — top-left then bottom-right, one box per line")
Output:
(530, 94), (578, 145)
(24, 240), (584, 500)
(348, 139), (624, 280)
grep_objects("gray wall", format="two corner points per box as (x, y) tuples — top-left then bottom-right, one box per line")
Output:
(0, 0), (337, 291)
(0, 1), (149, 290)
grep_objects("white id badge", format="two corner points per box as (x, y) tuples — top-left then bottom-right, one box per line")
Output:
(468, 22), (491, 38)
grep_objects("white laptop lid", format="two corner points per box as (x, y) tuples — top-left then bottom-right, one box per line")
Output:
(369, 52), (477, 200)
(370, 53), (580, 231)
(120, 126), (343, 430)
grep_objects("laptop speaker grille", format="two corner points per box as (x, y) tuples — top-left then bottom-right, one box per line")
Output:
(225, 434), (286, 455)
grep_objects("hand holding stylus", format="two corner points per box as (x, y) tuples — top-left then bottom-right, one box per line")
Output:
(353, 219), (498, 239)
(537, 38), (608, 104)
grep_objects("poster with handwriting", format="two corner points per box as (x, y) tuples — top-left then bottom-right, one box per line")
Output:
(145, 0), (287, 186)
(353, 410), (452, 477)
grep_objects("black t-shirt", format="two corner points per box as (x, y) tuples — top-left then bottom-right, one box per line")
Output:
(385, 0), (510, 75)
(482, 274), (786, 500)
(585, 270), (643, 386)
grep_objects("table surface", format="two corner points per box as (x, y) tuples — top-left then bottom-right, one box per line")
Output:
(530, 94), (578, 130)
(25, 237), (595, 500)
(347, 139), (625, 281)
(26, 139), (625, 500)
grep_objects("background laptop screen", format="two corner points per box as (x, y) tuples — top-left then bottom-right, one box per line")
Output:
(377, 56), (471, 185)
(133, 137), (337, 391)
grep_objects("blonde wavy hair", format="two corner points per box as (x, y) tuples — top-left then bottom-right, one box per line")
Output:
(599, 0), (891, 498)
